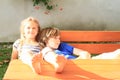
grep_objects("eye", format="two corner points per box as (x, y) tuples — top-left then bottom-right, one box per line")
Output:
(32, 27), (36, 29)
(26, 26), (30, 29)
(32, 26), (38, 30)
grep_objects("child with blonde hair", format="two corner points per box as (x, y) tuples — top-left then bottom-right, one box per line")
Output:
(11, 17), (42, 74)
(11, 17), (67, 74)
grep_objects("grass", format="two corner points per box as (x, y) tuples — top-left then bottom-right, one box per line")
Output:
(0, 43), (12, 80)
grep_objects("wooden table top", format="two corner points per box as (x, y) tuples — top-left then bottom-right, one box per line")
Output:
(3, 59), (120, 80)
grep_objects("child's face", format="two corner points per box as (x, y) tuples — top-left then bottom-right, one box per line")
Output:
(46, 36), (60, 49)
(24, 21), (38, 40)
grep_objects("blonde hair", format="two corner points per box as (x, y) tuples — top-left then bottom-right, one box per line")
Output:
(19, 17), (41, 48)
(39, 27), (60, 49)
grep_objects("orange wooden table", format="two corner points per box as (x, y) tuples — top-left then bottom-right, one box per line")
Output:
(3, 59), (120, 80)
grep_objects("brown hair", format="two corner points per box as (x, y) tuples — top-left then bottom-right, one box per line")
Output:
(39, 27), (60, 49)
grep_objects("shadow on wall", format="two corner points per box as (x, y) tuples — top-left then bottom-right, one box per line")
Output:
(46, 21), (107, 31)
(60, 22), (107, 30)
(0, 33), (19, 42)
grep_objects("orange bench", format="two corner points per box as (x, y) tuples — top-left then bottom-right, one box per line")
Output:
(3, 31), (120, 80)
(60, 31), (120, 54)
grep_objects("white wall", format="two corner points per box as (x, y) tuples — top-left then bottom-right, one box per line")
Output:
(0, 0), (120, 42)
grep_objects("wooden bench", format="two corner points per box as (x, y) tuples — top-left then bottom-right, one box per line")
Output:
(3, 31), (120, 80)
(60, 31), (120, 54)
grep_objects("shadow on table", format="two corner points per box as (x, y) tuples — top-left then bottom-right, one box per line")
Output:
(40, 60), (112, 80)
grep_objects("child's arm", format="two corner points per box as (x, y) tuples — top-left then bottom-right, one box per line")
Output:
(11, 39), (20, 60)
(11, 47), (18, 60)
(73, 48), (91, 59)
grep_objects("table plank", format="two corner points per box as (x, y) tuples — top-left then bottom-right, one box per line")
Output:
(3, 59), (120, 80)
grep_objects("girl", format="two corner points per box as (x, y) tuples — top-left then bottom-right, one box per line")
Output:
(11, 17), (42, 74)
(39, 27), (91, 60)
